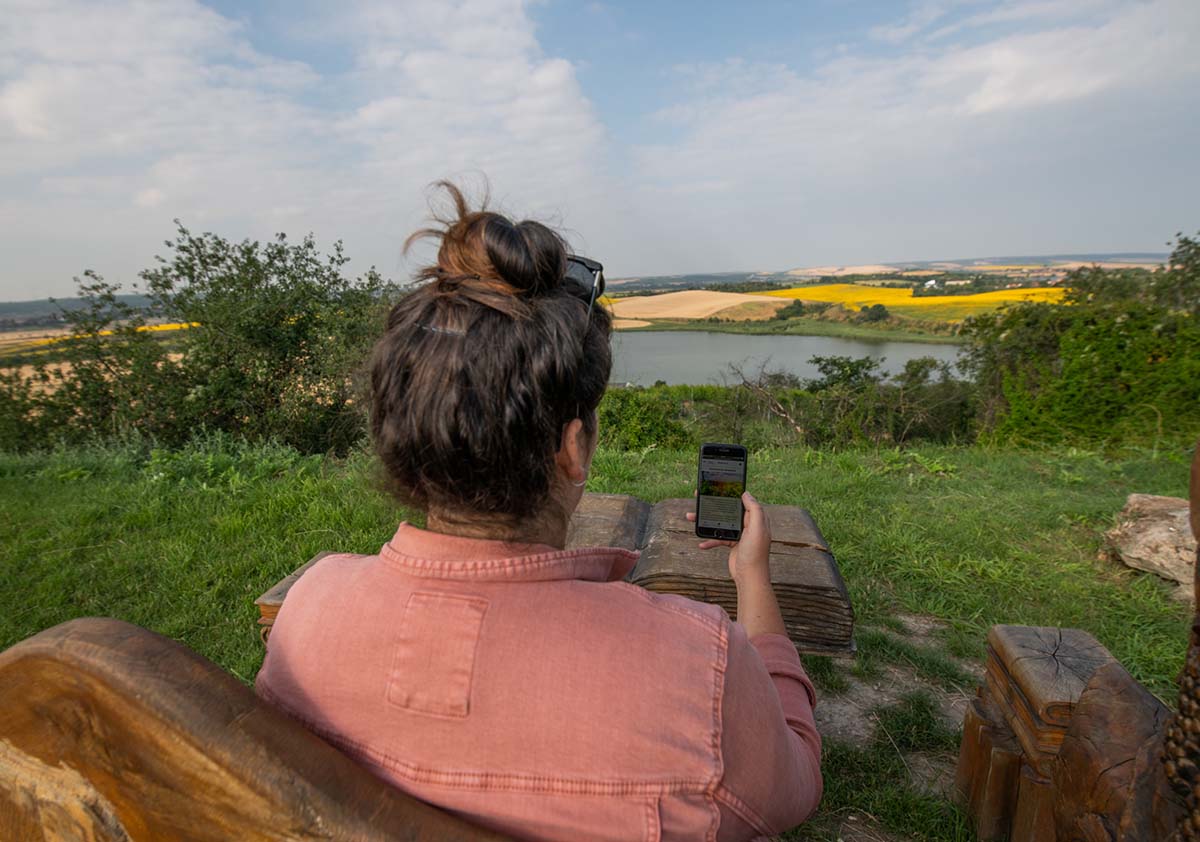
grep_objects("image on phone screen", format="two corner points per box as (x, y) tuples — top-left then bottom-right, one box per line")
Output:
(696, 444), (747, 539)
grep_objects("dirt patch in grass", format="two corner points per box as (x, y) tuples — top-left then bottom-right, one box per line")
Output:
(892, 613), (946, 641)
(815, 669), (905, 745)
(815, 663), (968, 746)
(833, 814), (912, 841)
(806, 616), (980, 835)
(905, 752), (958, 799)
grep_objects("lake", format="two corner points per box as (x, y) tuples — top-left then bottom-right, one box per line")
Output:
(610, 331), (963, 386)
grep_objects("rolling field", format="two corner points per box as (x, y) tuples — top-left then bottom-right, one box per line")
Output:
(763, 284), (1067, 321)
(607, 290), (790, 320)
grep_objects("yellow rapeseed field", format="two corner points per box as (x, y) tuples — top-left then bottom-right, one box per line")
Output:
(762, 284), (1065, 322)
(0, 322), (198, 358)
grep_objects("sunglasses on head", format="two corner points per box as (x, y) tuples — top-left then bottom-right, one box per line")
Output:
(564, 255), (605, 324)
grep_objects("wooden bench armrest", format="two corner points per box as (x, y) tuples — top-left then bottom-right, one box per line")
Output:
(0, 617), (513, 841)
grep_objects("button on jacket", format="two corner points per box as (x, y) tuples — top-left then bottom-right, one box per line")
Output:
(256, 523), (822, 842)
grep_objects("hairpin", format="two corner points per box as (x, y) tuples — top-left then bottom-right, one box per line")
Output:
(420, 323), (467, 336)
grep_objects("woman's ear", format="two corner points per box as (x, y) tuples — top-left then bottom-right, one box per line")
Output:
(556, 418), (588, 484)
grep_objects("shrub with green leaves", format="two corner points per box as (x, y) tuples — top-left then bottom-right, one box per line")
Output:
(961, 232), (1200, 447)
(598, 387), (693, 450)
(2, 224), (399, 454)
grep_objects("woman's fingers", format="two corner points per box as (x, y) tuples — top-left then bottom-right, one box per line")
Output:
(685, 511), (695, 522)
(698, 539), (735, 550)
(732, 492), (772, 576)
(741, 491), (770, 538)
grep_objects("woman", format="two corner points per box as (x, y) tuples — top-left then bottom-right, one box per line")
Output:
(255, 184), (822, 841)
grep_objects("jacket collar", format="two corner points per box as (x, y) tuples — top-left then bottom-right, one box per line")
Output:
(380, 522), (639, 583)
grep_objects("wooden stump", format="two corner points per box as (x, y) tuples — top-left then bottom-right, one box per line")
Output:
(1011, 761), (1056, 842)
(1052, 660), (1184, 841)
(955, 696), (1021, 841)
(983, 625), (1115, 776)
(957, 625), (1123, 840)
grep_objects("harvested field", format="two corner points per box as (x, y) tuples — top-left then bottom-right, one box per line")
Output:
(611, 318), (652, 330)
(608, 290), (788, 320)
(764, 283), (1066, 322)
(709, 300), (789, 321)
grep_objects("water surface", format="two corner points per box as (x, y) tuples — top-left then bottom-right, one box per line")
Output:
(610, 331), (962, 386)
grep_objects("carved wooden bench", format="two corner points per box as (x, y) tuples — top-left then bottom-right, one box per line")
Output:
(0, 617), (514, 841)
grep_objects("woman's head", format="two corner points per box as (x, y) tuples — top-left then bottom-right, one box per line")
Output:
(370, 182), (612, 531)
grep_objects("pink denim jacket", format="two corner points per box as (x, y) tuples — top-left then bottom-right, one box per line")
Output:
(256, 524), (822, 841)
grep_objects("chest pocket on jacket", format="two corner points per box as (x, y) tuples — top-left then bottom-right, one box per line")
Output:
(387, 591), (489, 718)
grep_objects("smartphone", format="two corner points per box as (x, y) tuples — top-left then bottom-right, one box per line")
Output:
(695, 443), (748, 541)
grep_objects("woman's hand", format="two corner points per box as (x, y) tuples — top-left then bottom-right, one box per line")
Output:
(686, 492), (772, 584)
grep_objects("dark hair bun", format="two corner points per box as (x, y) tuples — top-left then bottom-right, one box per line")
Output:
(405, 181), (567, 299)
(482, 216), (565, 296)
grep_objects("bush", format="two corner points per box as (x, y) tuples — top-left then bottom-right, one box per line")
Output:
(726, 356), (972, 449)
(598, 387), (692, 450)
(2, 225), (398, 454)
(860, 303), (889, 322)
(775, 300), (807, 319)
(961, 232), (1200, 446)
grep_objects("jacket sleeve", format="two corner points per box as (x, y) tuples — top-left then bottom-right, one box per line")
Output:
(714, 622), (823, 840)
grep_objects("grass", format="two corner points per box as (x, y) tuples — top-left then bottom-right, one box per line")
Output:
(791, 692), (973, 840)
(0, 438), (415, 682)
(800, 738), (974, 841)
(763, 283), (1066, 322)
(2, 438), (1193, 840)
(852, 628), (975, 691)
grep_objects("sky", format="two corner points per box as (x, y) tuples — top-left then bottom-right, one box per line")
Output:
(1, 0), (1198, 299)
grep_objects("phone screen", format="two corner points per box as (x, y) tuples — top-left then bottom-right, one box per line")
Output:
(696, 444), (747, 540)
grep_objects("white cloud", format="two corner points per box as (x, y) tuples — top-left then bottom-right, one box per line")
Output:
(869, 0), (971, 43)
(0, 0), (611, 296)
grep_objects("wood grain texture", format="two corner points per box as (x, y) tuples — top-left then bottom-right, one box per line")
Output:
(642, 498), (829, 550)
(633, 498), (852, 653)
(0, 618), (514, 841)
(565, 493), (650, 552)
(1012, 762), (1056, 842)
(1191, 440), (1200, 547)
(0, 740), (129, 842)
(987, 626), (1114, 728)
(954, 695), (1020, 841)
(1052, 660), (1184, 841)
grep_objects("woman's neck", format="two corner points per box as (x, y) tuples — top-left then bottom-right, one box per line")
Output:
(425, 507), (570, 550)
